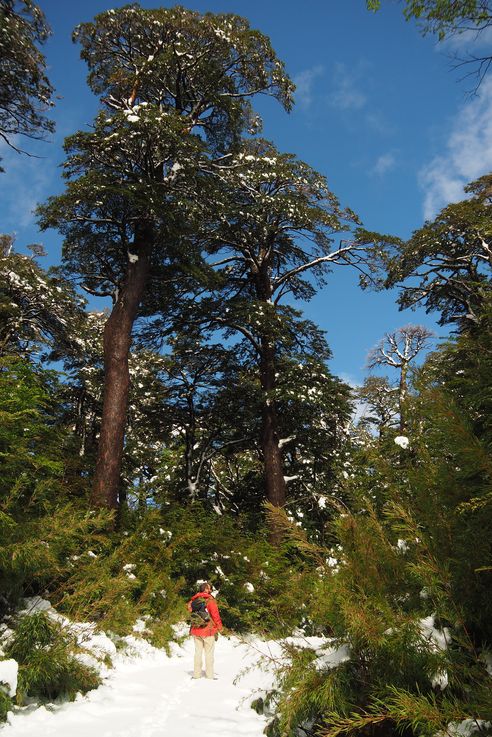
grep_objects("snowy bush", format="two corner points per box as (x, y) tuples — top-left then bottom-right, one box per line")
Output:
(4, 611), (100, 707)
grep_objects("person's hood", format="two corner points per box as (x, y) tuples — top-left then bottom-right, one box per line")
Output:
(190, 591), (213, 601)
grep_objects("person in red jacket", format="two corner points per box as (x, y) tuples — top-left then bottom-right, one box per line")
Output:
(187, 581), (223, 679)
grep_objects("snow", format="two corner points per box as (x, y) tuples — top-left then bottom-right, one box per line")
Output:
(278, 435), (296, 448)
(214, 566), (229, 581)
(482, 651), (492, 676)
(18, 597), (117, 661)
(312, 643), (350, 671)
(446, 720), (491, 737)
(419, 615), (450, 652)
(431, 669), (449, 690)
(3, 635), (281, 737)
(18, 596), (51, 615)
(0, 660), (18, 698)
(394, 435), (410, 449)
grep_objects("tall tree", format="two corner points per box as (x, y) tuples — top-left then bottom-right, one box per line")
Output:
(359, 174), (492, 329)
(0, 0), (54, 169)
(39, 6), (293, 512)
(367, 324), (433, 432)
(204, 139), (362, 511)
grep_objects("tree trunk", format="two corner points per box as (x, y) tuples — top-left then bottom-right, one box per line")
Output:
(260, 337), (287, 510)
(253, 262), (287, 541)
(399, 362), (408, 433)
(90, 223), (153, 510)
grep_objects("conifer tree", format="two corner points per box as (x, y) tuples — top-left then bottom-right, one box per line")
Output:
(0, 0), (54, 169)
(356, 375), (399, 438)
(359, 174), (492, 328)
(204, 139), (362, 511)
(39, 6), (294, 512)
(154, 334), (254, 504)
(0, 235), (85, 358)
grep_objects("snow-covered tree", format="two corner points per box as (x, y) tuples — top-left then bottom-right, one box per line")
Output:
(367, 325), (433, 432)
(359, 175), (492, 328)
(204, 139), (362, 512)
(0, 235), (85, 358)
(0, 0), (54, 169)
(356, 375), (399, 438)
(39, 6), (294, 512)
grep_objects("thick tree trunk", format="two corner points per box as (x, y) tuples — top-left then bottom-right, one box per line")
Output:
(253, 263), (287, 540)
(90, 224), (153, 510)
(260, 338), (287, 510)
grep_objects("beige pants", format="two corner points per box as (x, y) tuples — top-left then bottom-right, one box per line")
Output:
(193, 635), (215, 678)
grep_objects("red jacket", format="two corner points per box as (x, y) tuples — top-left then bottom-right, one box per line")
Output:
(187, 592), (223, 637)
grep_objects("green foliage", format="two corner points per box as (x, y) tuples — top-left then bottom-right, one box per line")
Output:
(0, 0), (54, 170)
(359, 175), (492, 328)
(357, 376), (398, 437)
(56, 510), (184, 637)
(260, 313), (492, 736)
(0, 355), (64, 503)
(0, 242), (85, 359)
(0, 355), (111, 615)
(156, 504), (319, 635)
(318, 687), (484, 737)
(0, 690), (12, 722)
(5, 612), (100, 704)
(366, 0), (491, 41)
(0, 504), (111, 617)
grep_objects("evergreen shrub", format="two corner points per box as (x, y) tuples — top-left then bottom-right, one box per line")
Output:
(164, 504), (318, 635)
(5, 612), (100, 705)
(259, 377), (492, 737)
(0, 690), (11, 723)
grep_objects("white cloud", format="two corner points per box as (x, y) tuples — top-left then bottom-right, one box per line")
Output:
(0, 138), (55, 230)
(339, 372), (359, 389)
(419, 77), (492, 219)
(372, 152), (396, 176)
(441, 25), (492, 51)
(365, 111), (395, 136)
(329, 63), (367, 111)
(293, 65), (324, 109)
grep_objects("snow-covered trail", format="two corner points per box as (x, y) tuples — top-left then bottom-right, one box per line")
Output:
(3, 635), (280, 737)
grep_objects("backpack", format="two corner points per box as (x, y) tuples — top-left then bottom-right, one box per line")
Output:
(189, 596), (211, 628)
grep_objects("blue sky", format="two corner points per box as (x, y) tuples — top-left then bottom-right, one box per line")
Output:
(2, 0), (492, 386)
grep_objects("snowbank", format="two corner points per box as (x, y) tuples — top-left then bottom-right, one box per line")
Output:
(0, 660), (18, 698)
(2, 633), (283, 737)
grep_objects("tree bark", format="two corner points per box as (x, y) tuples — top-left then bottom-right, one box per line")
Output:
(252, 261), (287, 541)
(399, 362), (408, 433)
(90, 223), (153, 510)
(259, 337), (287, 510)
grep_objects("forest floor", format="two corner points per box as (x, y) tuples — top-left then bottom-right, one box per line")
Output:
(2, 632), (282, 737)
